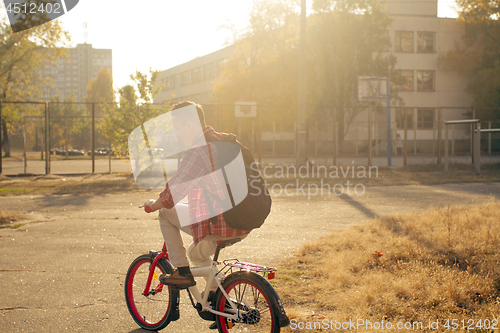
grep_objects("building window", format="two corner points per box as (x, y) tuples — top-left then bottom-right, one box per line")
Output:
(417, 32), (435, 53)
(203, 63), (215, 80)
(396, 70), (413, 91)
(216, 59), (227, 76)
(417, 109), (435, 129)
(180, 71), (191, 86)
(417, 70), (435, 91)
(191, 67), (202, 84)
(395, 31), (413, 52)
(396, 108), (414, 129)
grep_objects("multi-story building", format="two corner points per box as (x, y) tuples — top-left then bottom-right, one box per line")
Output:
(42, 43), (112, 102)
(154, 45), (234, 105)
(155, 0), (473, 155)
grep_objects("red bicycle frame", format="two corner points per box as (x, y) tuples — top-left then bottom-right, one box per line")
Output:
(142, 243), (170, 295)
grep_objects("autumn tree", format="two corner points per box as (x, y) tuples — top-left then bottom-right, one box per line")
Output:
(84, 67), (114, 113)
(214, 0), (395, 149)
(309, 0), (394, 146)
(214, 0), (300, 127)
(102, 70), (168, 156)
(0, 13), (70, 157)
(442, 0), (500, 125)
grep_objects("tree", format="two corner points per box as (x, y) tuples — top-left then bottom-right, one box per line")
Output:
(214, 0), (301, 127)
(102, 70), (168, 156)
(441, 0), (500, 125)
(0, 13), (70, 157)
(49, 93), (87, 156)
(308, 0), (395, 147)
(84, 67), (114, 110)
(214, 0), (396, 149)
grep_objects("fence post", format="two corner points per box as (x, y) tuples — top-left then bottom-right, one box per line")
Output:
(92, 102), (95, 174)
(471, 108), (475, 165)
(368, 109), (372, 166)
(437, 107), (442, 164)
(404, 108), (407, 167)
(252, 121), (255, 155)
(451, 126), (455, 156)
(23, 117), (27, 174)
(108, 139), (112, 174)
(488, 121), (492, 155)
(474, 123), (481, 175)
(315, 121), (318, 157)
(0, 101), (2, 174)
(45, 102), (50, 175)
(432, 119), (436, 156)
(445, 124), (449, 172)
(375, 121), (378, 156)
(65, 121), (69, 160)
(272, 121), (276, 156)
(413, 110), (416, 155)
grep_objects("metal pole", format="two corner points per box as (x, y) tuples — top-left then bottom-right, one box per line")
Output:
(386, 77), (392, 166)
(45, 102), (50, 175)
(315, 121), (318, 157)
(404, 108), (408, 167)
(437, 107), (442, 164)
(413, 110), (417, 155)
(0, 101), (2, 174)
(296, 0), (307, 166)
(368, 109), (372, 166)
(488, 121), (492, 155)
(272, 121), (276, 156)
(23, 117), (27, 174)
(471, 108), (475, 164)
(474, 123), (481, 175)
(92, 102), (95, 174)
(451, 125), (455, 155)
(445, 124), (449, 172)
(355, 124), (358, 156)
(108, 139), (111, 174)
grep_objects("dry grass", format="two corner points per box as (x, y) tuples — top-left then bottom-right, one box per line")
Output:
(276, 202), (500, 332)
(0, 172), (150, 196)
(0, 210), (24, 227)
(264, 162), (500, 187)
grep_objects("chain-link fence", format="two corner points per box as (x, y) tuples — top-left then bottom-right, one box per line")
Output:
(2, 102), (499, 175)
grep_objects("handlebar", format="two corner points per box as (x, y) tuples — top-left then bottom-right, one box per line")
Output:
(139, 199), (155, 213)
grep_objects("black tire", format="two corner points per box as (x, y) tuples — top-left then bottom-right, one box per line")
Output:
(124, 254), (177, 331)
(214, 271), (280, 333)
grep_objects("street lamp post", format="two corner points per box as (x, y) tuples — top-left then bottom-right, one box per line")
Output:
(297, 0), (307, 166)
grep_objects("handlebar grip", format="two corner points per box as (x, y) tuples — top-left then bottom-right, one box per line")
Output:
(144, 205), (152, 213)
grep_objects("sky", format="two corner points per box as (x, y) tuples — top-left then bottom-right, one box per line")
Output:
(57, 0), (460, 90)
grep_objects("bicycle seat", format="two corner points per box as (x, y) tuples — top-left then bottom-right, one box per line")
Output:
(213, 238), (242, 261)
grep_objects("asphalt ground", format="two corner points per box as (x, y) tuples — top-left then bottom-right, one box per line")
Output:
(1, 182), (500, 332)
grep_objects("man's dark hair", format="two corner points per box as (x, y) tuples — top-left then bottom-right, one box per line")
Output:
(171, 101), (207, 127)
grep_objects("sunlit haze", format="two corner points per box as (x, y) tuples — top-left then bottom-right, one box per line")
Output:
(57, 0), (459, 90)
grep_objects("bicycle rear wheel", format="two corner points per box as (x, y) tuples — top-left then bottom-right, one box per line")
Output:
(125, 254), (176, 331)
(215, 271), (280, 333)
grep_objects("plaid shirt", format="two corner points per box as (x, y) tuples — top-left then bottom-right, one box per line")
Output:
(159, 126), (250, 245)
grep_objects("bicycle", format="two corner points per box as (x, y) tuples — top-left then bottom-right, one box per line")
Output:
(124, 207), (290, 332)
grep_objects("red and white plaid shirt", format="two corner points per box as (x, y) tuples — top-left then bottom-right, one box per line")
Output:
(159, 126), (250, 245)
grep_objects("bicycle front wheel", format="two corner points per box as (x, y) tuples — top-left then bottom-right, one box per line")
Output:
(125, 254), (176, 331)
(215, 271), (280, 333)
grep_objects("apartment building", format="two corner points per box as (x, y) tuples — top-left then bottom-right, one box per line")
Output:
(42, 43), (112, 102)
(154, 45), (234, 105)
(155, 0), (472, 154)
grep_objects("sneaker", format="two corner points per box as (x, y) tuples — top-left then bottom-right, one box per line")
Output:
(159, 269), (196, 289)
(209, 321), (218, 330)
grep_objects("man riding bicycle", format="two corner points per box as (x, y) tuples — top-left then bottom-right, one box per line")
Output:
(145, 101), (249, 289)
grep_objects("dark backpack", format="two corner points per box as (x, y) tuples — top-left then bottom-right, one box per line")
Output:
(202, 133), (271, 231)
